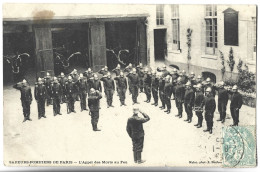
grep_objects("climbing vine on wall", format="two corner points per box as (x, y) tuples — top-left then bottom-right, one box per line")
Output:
(186, 28), (193, 72)
(219, 50), (226, 80)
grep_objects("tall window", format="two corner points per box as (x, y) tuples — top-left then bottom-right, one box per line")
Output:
(156, 5), (164, 25)
(223, 8), (238, 46)
(253, 17), (256, 53)
(205, 5), (218, 55)
(172, 5), (180, 50)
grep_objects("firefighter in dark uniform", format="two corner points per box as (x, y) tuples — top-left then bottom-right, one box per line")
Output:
(158, 74), (165, 110)
(126, 68), (140, 104)
(124, 63), (133, 95)
(143, 68), (152, 103)
(164, 75), (173, 114)
(34, 78), (47, 119)
(114, 72), (128, 106)
(203, 87), (216, 134)
(127, 106), (150, 164)
(88, 88), (102, 131)
(77, 73), (88, 112)
(193, 83), (205, 128)
(101, 72), (115, 108)
(157, 65), (170, 78)
(175, 77), (185, 118)
(91, 74), (102, 92)
(65, 76), (77, 114)
(84, 68), (94, 80)
(13, 79), (33, 122)
(44, 72), (53, 106)
(70, 69), (80, 101)
(58, 72), (67, 104)
(204, 78), (216, 97)
(196, 75), (204, 94)
(184, 81), (195, 122)
(170, 68), (179, 100)
(98, 66), (109, 76)
(51, 77), (62, 116)
(151, 71), (159, 106)
(216, 81), (229, 123)
(136, 63), (144, 93)
(189, 72), (197, 91)
(112, 64), (121, 96)
(229, 85), (243, 126)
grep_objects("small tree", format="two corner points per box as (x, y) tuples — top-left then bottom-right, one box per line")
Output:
(186, 28), (192, 73)
(226, 47), (235, 79)
(237, 58), (243, 73)
(219, 50), (226, 80)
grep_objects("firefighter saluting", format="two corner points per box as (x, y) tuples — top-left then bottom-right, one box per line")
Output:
(51, 77), (62, 116)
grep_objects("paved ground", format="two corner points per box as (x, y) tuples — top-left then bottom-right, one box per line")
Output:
(3, 82), (256, 167)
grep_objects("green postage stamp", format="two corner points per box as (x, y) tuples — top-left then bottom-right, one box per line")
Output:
(222, 126), (256, 167)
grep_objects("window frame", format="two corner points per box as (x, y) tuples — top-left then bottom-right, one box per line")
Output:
(171, 5), (180, 51)
(156, 5), (165, 26)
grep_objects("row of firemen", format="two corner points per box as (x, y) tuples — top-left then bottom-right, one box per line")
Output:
(13, 63), (243, 133)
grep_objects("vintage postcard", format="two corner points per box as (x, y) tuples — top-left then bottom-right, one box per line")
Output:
(2, 3), (257, 167)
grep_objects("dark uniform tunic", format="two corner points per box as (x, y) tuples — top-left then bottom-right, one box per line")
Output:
(44, 76), (53, 106)
(180, 75), (189, 85)
(126, 112), (150, 153)
(77, 78), (88, 111)
(114, 76), (127, 104)
(171, 73), (179, 99)
(88, 91), (102, 130)
(230, 91), (243, 125)
(65, 81), (77, 113)
(51, 82), (62, 115)
(194, 91), (205, 126)
(204, 94), (216, 130)
(100, 77), (115, 106)
(164, 81), (173, 111)
(143, 73), (152, 102)
(83, 71), (94, 80)
(151, 76), (159, 104)
(112, 68), (121, 94)
(158, 78), (165, 108)
(124, 66), (133, 94)
(34, 82), (47, 118)
(127, 73), (139, 103)
(217, 87), (229, 121)
(13, 83), (32, 119)
(184, 88), (195, 120)
(175, 83), (185, 116)
(58, 76), (67, 103)
(136, 66), (144, 92)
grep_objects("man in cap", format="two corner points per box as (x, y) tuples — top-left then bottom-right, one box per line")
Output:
(216, 81), (229, 123)
(124, 63), (133, 95)
(51, 77), (62, 116)
(13, 79), (33, 122)
(143, 68), (152, 103)
(65, 76), (77, 114)
(158, 74), (166, 109)
(180, 70), (189, 85)
(114, 72), (128, 106)
(88, 88), (102, 131)
(170, 68), (179, 100)
(126, 68), (140, 104)
(184, 81), (195, 122)
(126, 106), (150, 164)
(175, 77), (185, 118)
(77, 73), (88, 112)
(193, 84), (205, 128)
(203, 87), (216, 134)
(136, 63), (145, 93)
(98, 66), (109, 76)
(164, 75), (173, 114)
(44, 72), (53, 106)
(189, 72), (197, 90)
(151, 71), (159, 106)
(58, 72), (67, 104)
(229, 85), (243, 126)
(100, 72), (115, 108)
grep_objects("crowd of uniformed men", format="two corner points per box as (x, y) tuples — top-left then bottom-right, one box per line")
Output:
(13, 62), (243, 134)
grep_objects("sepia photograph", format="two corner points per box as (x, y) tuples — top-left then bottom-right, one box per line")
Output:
(2, 2), (258, 168)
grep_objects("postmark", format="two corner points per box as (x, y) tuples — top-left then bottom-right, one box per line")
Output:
(222, 126), (256, 167)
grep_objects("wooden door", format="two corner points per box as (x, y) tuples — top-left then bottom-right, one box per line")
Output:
(138, 20), (147, 65)
(90, 21), (107, 72)
(34, 25), (54, 78)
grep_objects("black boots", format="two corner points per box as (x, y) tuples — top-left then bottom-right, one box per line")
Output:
(92, 123), (101, 131)
(136, 151), (145, 164)
(133, 151), (137, 163)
